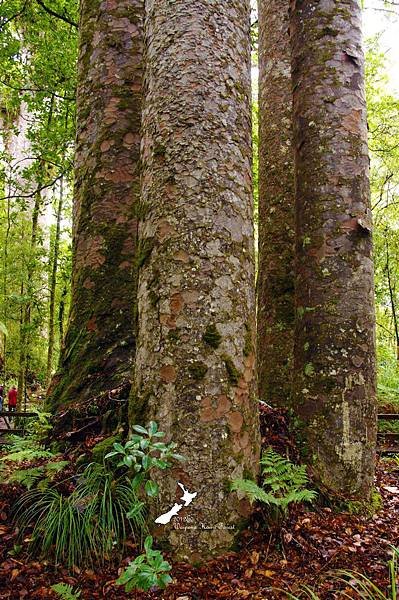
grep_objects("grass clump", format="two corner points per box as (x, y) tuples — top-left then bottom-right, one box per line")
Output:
(14, 463), (146, 567)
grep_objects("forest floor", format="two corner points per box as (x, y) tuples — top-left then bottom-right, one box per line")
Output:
(0, 406), (398, 599)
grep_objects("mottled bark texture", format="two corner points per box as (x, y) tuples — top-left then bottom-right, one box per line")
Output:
(290, 0), (377, 498)
(131, 0), (260, 560)
(257, 0), (295, 405)
(47, 0), (143, 413)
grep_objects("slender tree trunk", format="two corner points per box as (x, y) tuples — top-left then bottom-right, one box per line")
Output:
(257, 0), (295, 405)
(46, 178), (64, 385)
(132, 0), (259, 560)
(384, 238), (399, 362)
(58, 281), (67, 353)
(2, 194), (11, 386)
(290, 0), (377, 499)
(47, 0), (143, 413)
(18, 191), (41, 407)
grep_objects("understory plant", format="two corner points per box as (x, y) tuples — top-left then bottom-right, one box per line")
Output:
(0, 410), (55, 464)
(104, 420), (185, 498)
(12, 421), (184, 578)
(0, 433), (56, 463)
(231, 448), (317, 522)
(116, 535), (173, 592)
(13, 465), (146, 567)
(6, 460), (69, 489)
(50, 583), (82, 600)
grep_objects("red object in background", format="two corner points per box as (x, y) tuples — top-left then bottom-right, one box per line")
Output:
(7, 388), (17, 407)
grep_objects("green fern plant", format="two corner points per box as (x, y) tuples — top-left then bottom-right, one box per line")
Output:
(6, 460), (69, 490)
(7, 467), (45, 490)
(51, 583), (81, 600)
(231, 448), (316, 519)
(0, 434), (56, 463)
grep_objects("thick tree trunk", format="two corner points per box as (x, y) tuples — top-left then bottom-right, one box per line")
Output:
(257, 0), (295, 405)
(47, 0), (143, 413)
(46, 178), (64, 385)
(131, 0), (260, 560)
(290, 0), (377, 499)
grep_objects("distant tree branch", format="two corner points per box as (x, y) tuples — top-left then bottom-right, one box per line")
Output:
(35, 0), (78, 28)
(0, 171), (69, 202)
(364, 6), (398, 13)
(377, 321), (394, 337)
(372, 172), (393, 211)
(0, 79), (75, 102)
(0, 1), (28, 30)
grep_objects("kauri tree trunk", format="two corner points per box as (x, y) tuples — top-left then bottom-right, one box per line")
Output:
(257, 0), (295, 405)
(131, 0), (260, 560)
(48, 0), (143, 414)
(290, 0), (377, 499)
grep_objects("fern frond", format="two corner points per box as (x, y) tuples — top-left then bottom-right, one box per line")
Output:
(233, 449), (316, 515)
(51, 583), (81, 600)
(279, 489), (318, 509)
(3, 447), (55, 462)
(45, 460), (69, 474)
(231, 479), (277, 505)
(7, 467), (45, 489)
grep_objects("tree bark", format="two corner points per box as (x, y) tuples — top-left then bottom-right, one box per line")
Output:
(131, 0), (260, 560)
(290, 0), (377, 499)
(257, 0), (295, 405)
(47, 0), (143, 413)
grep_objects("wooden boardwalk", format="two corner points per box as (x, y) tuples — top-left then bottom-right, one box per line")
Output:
(0, 411), (38, 440)
(377, 413), (399, 454)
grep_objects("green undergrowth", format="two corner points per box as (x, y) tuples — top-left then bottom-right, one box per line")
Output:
(339, 490), (383, 517)
(379, 420), (399, 433)
(2, 419), (184, 594)
(231, 448), (317, 525)
(377, 346), (399, 412)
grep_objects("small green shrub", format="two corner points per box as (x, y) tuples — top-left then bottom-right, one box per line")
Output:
(105, 420), (185, 499)
(231, 448), (316, 520)
(116, 535), (172, 592)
